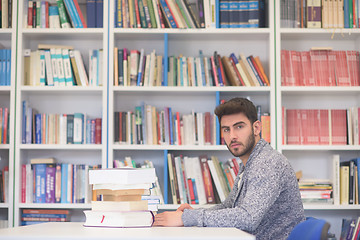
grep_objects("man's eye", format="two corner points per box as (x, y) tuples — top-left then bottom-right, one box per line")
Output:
(237, 125), (243, 129)
(223, 128), (229, 132)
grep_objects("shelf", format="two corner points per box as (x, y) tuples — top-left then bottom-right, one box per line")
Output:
(19, 203), (91, 209)
(0, 203), (9, 208)
(281, 86), (360, 93)
(113, 86), (271, 92)
(280, 145), (360, 151)
(112, 144), (228, 151)
(0, 86), (11, 92)
(19, 144), (103, 150)
(114, 28), (271, 35)
(0, 144), (10, 150)
(280, 28), (360, 40)
(20, 86), (104, 93)
(303, 204), (360, 210)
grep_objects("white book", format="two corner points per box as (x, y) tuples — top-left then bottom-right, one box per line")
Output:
(152, 0), (161, 28)
(182, 56), (188, 86)
(137, 48), (145, 86)
(203, 0), (211, 28)
(1, 0), (8, 28)
(62, 49), (74, 86)
(197, 112), (204, 145)
(88, 49), (94, 85)
(207, 158), (226, 202)
(26, 164), (33, 203)
(59, 114), (67, 145)
(123, 52), (128, 86)
(50, 48), (59, 86)
(73, 113), (84, 144)
(143, 54), (151, 86)
(188, 57), (196, 86)
(73, 50), (89, 86)
(347, 108), (353, 145)
(195, 57), (202, 86)
(174, 156), (185, 204)
(331, 154), (340, 205)
(127, 111), (132, 144)
(239, 53), (259, 86)
(191, 157), (207, 205)
(89, 168), (156, 185)
(44, 50), (54, 86)
(98, 49), (103, 86)
(148, 50), (156, 86)
(209, 0), (216, 28)
(39, 50), (46, 86)
(55, 48), (66, 86)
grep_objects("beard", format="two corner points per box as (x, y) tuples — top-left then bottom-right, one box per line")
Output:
(226, 130), (256, 158)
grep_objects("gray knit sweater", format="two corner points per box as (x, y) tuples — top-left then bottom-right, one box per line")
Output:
(182, 139), (305, 240)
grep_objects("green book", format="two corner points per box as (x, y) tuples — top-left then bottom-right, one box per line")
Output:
(36, 1), (41, 28)
(56, 0), (71, 28)
(146, 0), (157, 28)
(138, 0), (148, 28)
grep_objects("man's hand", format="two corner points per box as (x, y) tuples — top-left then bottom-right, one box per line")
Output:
(153, 211), (184, 227)
(176, 203), (193, 212)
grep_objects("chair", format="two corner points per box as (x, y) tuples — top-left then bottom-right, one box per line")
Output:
(287, 217), (331, 240)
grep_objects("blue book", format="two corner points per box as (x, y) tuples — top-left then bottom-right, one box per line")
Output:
(137, 49), (145, 86)
(219, 0), (230, 28)
(86, 0), (96, 28)
(239, 0), (249, 28)
(344, 0), (349, 28)
(229, 0), (239, 28)
(61, 163), (69, 203)
(1, 50), (5, 85)
(198, 51), (206, 86)
(6, 49), (11, 86)
(86, 119), (91, 144)
(62, 49), (74, 86)
(0, 50), (3, 86)
(39, 50), (46, 86)
(63, 0), (80, 28)
(66, 114), (74, 144)
(22, 101), (27, 144)
(168, 107), (174, 145)
(248, 0), (258, 28)
(141, 102), (147, 144)
(96, 0), (103, 28)
(159, 0), (178, 28)
(22, 213), (68, 218)
(192, 178), (199, 204)
(35, 114), (42, 144)
(34, 164), (47, 203)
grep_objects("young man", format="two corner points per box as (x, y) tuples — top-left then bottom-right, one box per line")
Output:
(153, 97), (305, 240)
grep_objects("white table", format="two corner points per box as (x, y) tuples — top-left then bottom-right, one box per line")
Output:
(0, 222), (255, 240)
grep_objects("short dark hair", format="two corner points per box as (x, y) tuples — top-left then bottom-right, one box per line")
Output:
(214, 97), (258, 124)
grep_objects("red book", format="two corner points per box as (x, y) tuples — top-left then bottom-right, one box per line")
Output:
(261, 113), (271, 144)
(45, 2), (49, 28)
(231, 158), (239, 175)
(21, 164), (26, 203)
(229, 56), (245, 86)
(224, 166), (234, 189)
(286, 109), (300, 145)
(334, 50), (351, 86)
(204, 112), (211, 144)
(176, 112), (181, 145)
(318, 109), (330, 145)
(134, 0), (142, 28)
(187, 178), (196, 204)
(310, 50), (330, 86)
(300, 51), (315, 86)
(280, 50), (287, 86)
(27, 1), (33, 28)
(3, 107), (8, 144)
(199, 156), (215, 204)
(73, 0), (87, 28)
(327, 50), (337, 86)
(300, 109), (308, 145)
(95, 118), (102, 144)
(289, 50), (301, 86)
(346, 50), (360, 86)
(249, 55), (266, 86)
(331, 109), (347, 145)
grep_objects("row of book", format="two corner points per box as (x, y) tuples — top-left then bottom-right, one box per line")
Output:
(281, 49), (360, 87)
(281, 0), (357, 29)
(167, 154), (240, 204)
(0, 0), (11, 28)
(114, 48), (269, 87)
(0, 166), (9, 203)
(21, 209), (70, 226)
(340, 217), (360, 240)
(0, 49), (11, 86)
(115, 105), (218, 146)
(219, 0), (266, 28)
(21, 158), (101, 204)
(339, 158), (360, 206)
(26, 0), (88, 28)
(22, 101), (102, 145)
(0, 107), (9, 144)
(24, 45), (102, 87)
(283, 107), (360, 145)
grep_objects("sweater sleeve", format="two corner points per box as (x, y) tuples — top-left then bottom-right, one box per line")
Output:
(182, 154), (285, 232)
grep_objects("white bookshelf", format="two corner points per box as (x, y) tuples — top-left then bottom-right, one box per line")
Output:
(0, 0), (17, 228)
(275, 1), (360, 238)
(12, 0), (109, 227)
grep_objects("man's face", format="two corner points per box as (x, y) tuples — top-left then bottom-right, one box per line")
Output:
(220, 112), (259, 160)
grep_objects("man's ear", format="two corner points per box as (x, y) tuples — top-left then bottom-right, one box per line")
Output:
(253, 120), (262, 137)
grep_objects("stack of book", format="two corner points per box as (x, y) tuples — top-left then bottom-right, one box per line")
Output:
(21, 209), (70, 226)
(84, 168), (156, 228)
(298, 178), (333, 204)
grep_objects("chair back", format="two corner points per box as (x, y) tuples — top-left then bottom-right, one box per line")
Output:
(287, 217), (331, 240)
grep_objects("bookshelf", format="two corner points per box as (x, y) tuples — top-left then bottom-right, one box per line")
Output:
(276, 1), (360, 238)
(12, 0), (109, 227)
(0, 0), (17, 228)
